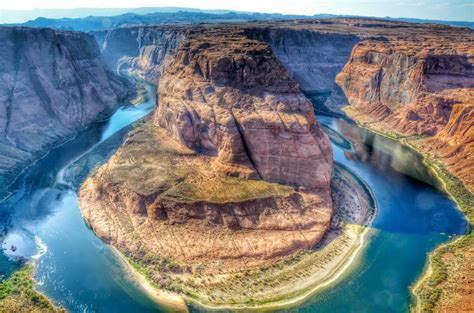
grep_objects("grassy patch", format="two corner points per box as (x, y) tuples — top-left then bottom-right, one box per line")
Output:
(423, 157), (473, 222)
(108, 123), (293, 202)
(0, 265), (62, 312)
(164, 174), (292, 203)
(413, 159), (473, 312)
(414, 233), (473, 312)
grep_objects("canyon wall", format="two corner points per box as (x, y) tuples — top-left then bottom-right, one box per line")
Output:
(79, 20), (472, 309)
(336, 35), (474, 191)
(93, 26), (184, 82)
(0, 26), (133, 195)
(246, 27), (360, 113)
(95, 23), (361, 116)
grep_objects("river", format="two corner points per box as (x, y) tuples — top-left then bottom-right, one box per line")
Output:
(0, 98), (468, 312)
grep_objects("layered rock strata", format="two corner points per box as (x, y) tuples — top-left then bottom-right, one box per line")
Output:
(80, 19), (473, 309)
(153, 28), (333, 188)
(79, 28), (333, 272)
(336, 35), (474, 192)
(246, 27), (360, 113)
(0, 26), (132, 196)
(80, 125), (332, 270)
(93, 26), (184, 82)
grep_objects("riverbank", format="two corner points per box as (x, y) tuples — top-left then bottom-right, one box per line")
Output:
(112, 247), (189, 312)
(342, 108), (473, 312)
(107, 163), (377, 311)
(0, 81), (158, 312)
(0, 264), (63, 312)
(0, 105), (128, 203)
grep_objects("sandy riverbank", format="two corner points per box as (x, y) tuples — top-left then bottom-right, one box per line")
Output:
(111, 163), (377, 311)
(113, 247), (189, 312)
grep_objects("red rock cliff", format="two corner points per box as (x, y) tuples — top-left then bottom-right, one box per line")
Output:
(154, 28), (333, 190)
(336, 35), (474, 191)
(79, 27), (334, 272)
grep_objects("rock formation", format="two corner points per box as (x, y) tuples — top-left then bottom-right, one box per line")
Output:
(336, 32), (474, 192)
(154, 27), (333, 188)
(78, 19), (473, 309)
(246, 27), (359, 113)
(79, 27), (333, 273)
(0, 26), (133, 196)
(93, 26), (184, 82)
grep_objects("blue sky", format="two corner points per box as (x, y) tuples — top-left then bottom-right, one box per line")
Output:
(1, 0), (473, 22)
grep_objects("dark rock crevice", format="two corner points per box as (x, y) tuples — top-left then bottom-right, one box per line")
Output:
(230, 109), (263, 180)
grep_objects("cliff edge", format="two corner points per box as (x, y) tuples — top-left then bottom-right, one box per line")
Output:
(336, 31), (474, 193)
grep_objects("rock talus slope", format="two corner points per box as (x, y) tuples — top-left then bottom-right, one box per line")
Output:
(0, 26), (133, 195)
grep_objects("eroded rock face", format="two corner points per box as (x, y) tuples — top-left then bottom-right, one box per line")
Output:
(79, 124), (332, 270)
(154, 28), (333, 189)
(79, 27), (333, 271)
(246, 27), (360, 114)
(93, 26), (184, 82)
(77, 19), (473, 309)
(336, 35), (474, 191)
(0, 26), (132, 195)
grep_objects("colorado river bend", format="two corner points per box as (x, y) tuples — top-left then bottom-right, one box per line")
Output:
(0, 97), (468, 312)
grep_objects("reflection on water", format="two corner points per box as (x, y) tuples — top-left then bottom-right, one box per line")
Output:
(319, 116), (440, 188)
(287, 115), (467, 312)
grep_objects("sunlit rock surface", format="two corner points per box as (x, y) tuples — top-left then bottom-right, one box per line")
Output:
(336, 29), (474, 192)
(79, 26), (333, 272)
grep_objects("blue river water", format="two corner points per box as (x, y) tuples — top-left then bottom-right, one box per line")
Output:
(292, 116), (467, 313)
(0, 101), (468, 312)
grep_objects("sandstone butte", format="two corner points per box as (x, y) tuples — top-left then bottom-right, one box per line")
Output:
(79, 27), (333, 274)
(75, 19), (473, 310)
(93, 19), (474, 196)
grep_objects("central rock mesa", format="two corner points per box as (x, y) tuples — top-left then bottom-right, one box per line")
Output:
(79, 28), (333, 300)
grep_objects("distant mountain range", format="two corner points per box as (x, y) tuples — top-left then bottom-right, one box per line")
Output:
(5, 11), (307, 32)
(3, 7), (473, 31)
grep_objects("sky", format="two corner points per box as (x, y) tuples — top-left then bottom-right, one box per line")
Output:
(0, 0), (473, 23)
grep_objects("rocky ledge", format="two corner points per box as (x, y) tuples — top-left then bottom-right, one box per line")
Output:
(79, 27), (333, 293)
(79, 19), (473, 310)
